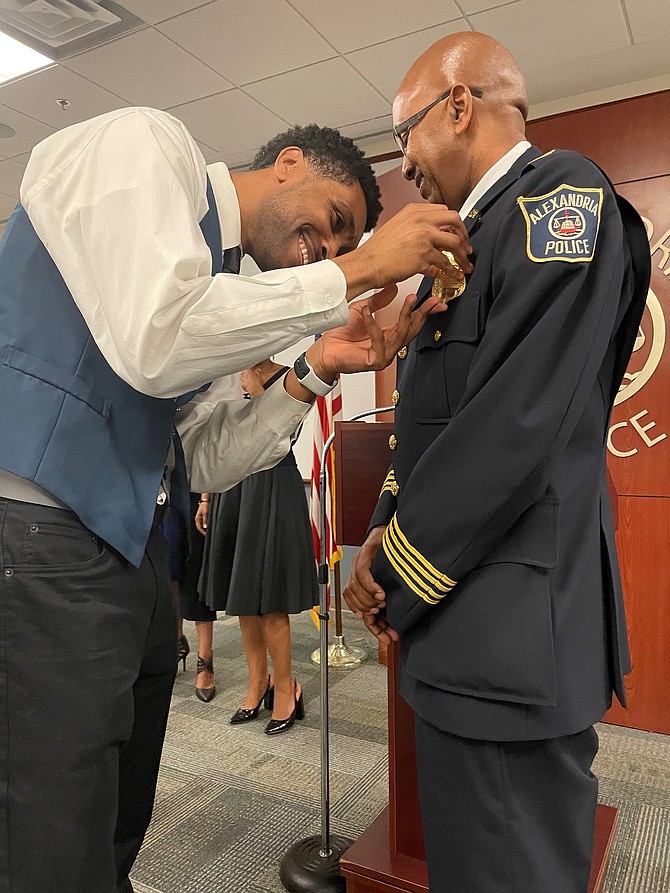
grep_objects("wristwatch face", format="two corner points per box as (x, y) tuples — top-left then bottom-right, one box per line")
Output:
(294, 352), (309, 380)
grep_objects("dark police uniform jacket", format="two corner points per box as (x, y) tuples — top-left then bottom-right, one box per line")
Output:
(369, 145), (650, 742)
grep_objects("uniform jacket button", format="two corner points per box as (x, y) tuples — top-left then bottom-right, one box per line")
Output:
(389, 434), (397, 450)
(392, 389), (400, 405)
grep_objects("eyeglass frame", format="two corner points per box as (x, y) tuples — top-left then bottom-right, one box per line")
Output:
(392, 85), (484, 154)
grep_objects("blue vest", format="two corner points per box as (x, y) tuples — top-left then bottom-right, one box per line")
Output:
(0, 179), (223, 566)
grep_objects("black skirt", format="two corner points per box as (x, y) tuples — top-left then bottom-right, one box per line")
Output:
(199, 451), (318, 616)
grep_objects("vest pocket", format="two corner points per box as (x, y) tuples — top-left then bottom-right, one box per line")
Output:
(2, 346), (110, 419)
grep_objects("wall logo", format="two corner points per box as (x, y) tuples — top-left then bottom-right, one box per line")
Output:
(615, 287), (666, 405)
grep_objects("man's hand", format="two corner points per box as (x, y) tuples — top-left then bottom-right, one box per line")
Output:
(344, 526), (387, 616)
(194, 498), (209, 535)
(344, 526), (400, 645)
(333, 203), (473, 300)
(362, 611), (399, 646)
(306, 285), (444, 380)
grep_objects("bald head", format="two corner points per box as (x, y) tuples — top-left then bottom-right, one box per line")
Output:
(392, 32), (529, 209)
(398, 32), (528, 124)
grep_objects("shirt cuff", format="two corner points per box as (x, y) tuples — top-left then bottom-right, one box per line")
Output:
(289, 259), (348, 328)
(254, 375), (312, 434)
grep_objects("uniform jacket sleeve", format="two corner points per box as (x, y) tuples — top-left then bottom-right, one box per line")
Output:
(372, 155), (641, 633)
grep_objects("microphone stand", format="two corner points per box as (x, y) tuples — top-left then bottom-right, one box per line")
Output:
(280, 406), (395, 893)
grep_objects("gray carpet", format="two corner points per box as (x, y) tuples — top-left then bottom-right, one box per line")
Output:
(130, 612), (670, 893)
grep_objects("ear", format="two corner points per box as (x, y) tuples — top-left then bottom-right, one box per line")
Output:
(274, 146), (307, 184)
(448, 84), (473, 133)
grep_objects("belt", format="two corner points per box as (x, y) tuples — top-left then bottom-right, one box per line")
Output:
(0, 469), (69, 509)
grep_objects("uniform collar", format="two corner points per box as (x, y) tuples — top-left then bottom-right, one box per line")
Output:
(206, 161), (241, 251)
(459, 140), (532, 220)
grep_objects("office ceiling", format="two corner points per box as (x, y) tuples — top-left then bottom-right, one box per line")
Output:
(0, 0), (669, 225)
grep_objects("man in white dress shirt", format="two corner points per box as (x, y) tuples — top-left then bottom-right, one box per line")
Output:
(0, 109), (472, 893)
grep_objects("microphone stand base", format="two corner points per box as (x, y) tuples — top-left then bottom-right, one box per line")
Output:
(280, 833), (354, 893)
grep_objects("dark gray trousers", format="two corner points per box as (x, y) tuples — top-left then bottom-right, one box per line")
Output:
(0, 498), (177, 893)
(414, 715), (599, 893)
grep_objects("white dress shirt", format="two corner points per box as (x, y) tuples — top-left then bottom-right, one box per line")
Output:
(459, 140), (531, 220)
(20, 107), (349, 491)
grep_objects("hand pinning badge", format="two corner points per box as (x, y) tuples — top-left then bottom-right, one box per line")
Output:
(432, 250), (466, 304)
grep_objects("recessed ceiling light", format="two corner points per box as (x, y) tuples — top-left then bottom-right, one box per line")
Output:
(0, 29), (53, 84)
(0, 123), (16, 139)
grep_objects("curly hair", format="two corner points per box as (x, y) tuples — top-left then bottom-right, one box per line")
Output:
(251, 124), (382, 232)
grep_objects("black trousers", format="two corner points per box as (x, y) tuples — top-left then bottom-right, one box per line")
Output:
(414, 715), (599, 893)
(0, 498), (177, 893)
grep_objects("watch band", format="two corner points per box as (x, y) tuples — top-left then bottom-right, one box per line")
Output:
(293, 352), (338, 397)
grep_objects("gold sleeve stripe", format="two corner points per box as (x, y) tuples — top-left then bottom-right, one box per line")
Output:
(379, 469), (396, 497)
(389, 515), (456, 589)
(382, 527), (442, 604)
(381, 515), (457, 605)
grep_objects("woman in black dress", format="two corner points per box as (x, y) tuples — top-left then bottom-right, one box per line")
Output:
(199, 360), (318, 734)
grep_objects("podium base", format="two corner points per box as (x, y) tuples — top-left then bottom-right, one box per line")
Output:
(280, 834), (354, 893)
(311, 636), (367, 668)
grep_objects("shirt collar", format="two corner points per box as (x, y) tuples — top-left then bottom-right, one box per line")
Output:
(459, 140), (532, 220)
(206, 162), (241, 251)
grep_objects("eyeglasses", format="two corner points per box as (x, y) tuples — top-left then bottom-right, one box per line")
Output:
(392, 85), (484, 154)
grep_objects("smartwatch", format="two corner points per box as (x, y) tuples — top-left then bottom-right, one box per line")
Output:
(293, 351), (338, 397)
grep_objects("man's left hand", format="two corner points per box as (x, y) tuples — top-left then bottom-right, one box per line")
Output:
(307, 285), (445, 378)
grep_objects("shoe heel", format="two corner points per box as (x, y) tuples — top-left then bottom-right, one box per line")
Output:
(180, 655), (187, 672)
(264, 687), (274, 711)
(295, 691), (305, 721)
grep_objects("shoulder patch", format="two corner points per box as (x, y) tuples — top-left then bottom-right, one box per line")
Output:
(517, 183), (603, 263)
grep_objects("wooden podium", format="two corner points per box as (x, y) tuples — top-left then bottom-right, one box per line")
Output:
(332, 420), (618, 893)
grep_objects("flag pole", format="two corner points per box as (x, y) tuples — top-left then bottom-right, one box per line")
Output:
(280, 406), (395, 893)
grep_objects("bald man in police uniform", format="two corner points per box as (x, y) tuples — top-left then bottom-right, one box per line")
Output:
(344, 32), (650, 893)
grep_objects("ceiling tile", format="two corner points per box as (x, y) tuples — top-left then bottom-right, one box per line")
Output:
(471, 0), (630, 70)
(194, 140), (222, 164)
(624, 0), (670, 44)
(158, 0), (335, 85)
(0, 192), (18, 219)
(224, 148), (261, 170)
(0, 157), (27, 198)
(527, 34), (670, 108)
(0, 66), (129, 129)
(0, 104), (54, 157)
(338, 115), (393, 141)
(65, 28), (232, 109)
(347, 19), (470, 102)
(245, 58), (389, 129)
(120, 0), (213, 24)
(167, 90), (288, 158)
(288, 0), (463, 53)
(458, 0), (522, 13)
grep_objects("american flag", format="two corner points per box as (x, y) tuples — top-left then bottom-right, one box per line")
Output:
(309, 378), (343, 628)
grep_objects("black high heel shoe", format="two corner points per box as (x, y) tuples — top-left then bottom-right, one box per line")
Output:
(265, 680), (304, 735)
(177, 634), (190, 672)
(230, 676), (273, 724)
(195, 654), (216, 703)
